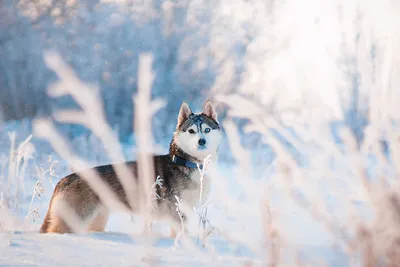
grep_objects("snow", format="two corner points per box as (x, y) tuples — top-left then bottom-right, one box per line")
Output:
(0, 232), (346, 266)
(0, 232), (261, 267)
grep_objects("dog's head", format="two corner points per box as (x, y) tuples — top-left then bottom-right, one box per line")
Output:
(174, 100), (222, 161)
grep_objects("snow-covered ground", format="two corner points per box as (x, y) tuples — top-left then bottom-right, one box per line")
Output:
(0, 231), (262, 267)
(0, 231), (349, 267)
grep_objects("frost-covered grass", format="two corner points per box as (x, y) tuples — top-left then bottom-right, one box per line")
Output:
(0, 52), (356, 266)
(1, 56), (400, 266)
(2, 0), (400, 265)
(0, 56), (400, 266)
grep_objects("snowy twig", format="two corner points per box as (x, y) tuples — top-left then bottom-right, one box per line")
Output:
(23, 180), (44, 231)
(173, 195), (185, 249)
(150, 175), (163, 211)
(195, 154), (213, 246)
(35, 155), (59, 189)
(44, 51), (139, 215)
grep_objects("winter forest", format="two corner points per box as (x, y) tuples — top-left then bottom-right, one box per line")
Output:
(1, 0), (400, 266)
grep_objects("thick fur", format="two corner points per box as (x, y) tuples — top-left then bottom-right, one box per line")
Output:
(40, 100), (221, 235)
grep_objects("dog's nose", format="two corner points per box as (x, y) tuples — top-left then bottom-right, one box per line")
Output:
(198, 138), (206, 146)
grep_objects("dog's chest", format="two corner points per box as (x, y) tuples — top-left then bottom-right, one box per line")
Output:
(180, 171), (211, 209)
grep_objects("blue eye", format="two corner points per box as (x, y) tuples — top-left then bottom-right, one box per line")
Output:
(204, 128), (210, 133)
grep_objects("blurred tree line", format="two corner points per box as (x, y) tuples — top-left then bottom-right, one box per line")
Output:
(0, 0), (240, 142)
(1, 0), (392, 155)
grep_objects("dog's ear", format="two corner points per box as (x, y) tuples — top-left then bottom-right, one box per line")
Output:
(202, 100), (218, 121)
(177, 101), (192, 127)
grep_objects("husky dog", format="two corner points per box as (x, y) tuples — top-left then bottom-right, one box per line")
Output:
(40, 100), (222, 236)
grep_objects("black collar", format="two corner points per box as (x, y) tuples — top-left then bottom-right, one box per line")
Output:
(171, 155), (203, 170)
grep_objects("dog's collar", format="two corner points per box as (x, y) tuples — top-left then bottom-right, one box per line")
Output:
(171, 155), (203, 170)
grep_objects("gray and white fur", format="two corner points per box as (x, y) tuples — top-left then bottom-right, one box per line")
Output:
(40, 100), (222, 236)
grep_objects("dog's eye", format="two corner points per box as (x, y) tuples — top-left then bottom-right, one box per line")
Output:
(188, 129), (195, 134)
(204, 128), (211, 133)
